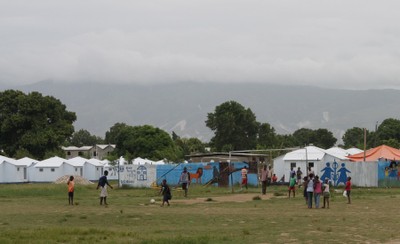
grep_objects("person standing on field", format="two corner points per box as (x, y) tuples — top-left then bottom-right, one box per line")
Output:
(241, 166), (248, 191)
(260, 165), (268, 195)
(179, 167), (191, 197)
(67, 175), (74, 205)
(345, 176), (352, 204)
(97, 170), (113, 205)
(267, 165), (274, 186)
(322, 178), (330, 209)
(288, 173), (296, 198)
(159, 179), (171, 206)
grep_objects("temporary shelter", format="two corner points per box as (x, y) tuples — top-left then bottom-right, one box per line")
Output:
(86, 158), (104, 181)
(347, 145), (400, 162)
(65, 156), (87, 177)
(274, 146), (349, 182)
(0, 155), (18, 183)
(31, 156), (67, 182)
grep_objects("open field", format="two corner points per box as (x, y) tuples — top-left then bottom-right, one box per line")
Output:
(0, 182), (399, 244)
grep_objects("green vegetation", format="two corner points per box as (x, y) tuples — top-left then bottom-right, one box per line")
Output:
(0, 183), (399, 243)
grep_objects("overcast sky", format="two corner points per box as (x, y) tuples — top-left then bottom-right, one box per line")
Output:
(1, 0), (400, 89)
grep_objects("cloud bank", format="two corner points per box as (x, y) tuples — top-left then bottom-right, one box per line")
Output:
(1, 0), (400, 89)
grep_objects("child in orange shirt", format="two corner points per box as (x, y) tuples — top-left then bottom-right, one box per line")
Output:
(67, 176), (75, 205)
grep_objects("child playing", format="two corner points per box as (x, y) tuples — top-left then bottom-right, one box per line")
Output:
(322, 178), (330, 209)
(313, 175), (322, 208)
(345, 176), (352, 204)
(96, 170), (113, 205)
(288, 173), (296, 198)
(303, 176), (308, 205)
(67, 176), (74, 205)
(159, 179), (172, 206)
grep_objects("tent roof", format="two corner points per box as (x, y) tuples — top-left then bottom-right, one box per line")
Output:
(283, 146), (326, 161)
(35, 156), (66, 167)
(284, 146), (348, 161)
(0, 155), (16, 164)
(66, 156), (88, 167)
(14, 157), (38, 166)
(347, 145), (400, 162)
(87, 158), (104, 166)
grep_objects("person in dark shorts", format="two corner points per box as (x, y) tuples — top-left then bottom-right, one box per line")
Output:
(179, 167), (190, 197)
(159, 179), (172, 206)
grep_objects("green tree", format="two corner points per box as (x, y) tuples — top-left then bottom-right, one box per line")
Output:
(292, 128), (315, 146)
(375, 118), (400, 146)
(206, 101), (259, 151)
(342, 127), (367, 149)
(105, 123), (129, 144)
(0, 90), (76, 159)
(313, 128), (337, 149)
(68, 129), (104, 147)
(114, 125), (179, 161)
(257, 122), (277, 149)
(293, 128), (337, 149)
(175, 137), (206, 159)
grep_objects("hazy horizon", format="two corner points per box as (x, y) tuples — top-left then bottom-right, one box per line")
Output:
(1, 1), (400, 90)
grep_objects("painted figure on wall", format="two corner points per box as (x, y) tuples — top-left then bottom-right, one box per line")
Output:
(337, 163), (351, 186)
(137, 165), (147, 181)
(189, 167), (203, 184)
(320, 162), (334, 183)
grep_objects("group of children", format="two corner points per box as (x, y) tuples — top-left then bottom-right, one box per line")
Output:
(66, 170), (114, 206)
(288, 172), (352, 208)
(66, 170), (173, 207)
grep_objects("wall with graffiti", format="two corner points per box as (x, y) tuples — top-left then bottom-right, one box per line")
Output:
(317, 161), (378, 187)
(119, 164), (157, 187)
(378, 159), (400, 187)
(119, 162), (258, 188)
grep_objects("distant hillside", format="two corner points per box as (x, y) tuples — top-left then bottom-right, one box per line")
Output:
(2, 81), (400, 143)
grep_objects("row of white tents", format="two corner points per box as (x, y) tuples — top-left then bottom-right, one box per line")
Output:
(0, 155), (165, 183)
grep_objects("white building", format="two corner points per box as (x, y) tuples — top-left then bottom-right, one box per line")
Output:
(31, 156), (67, 182)
(274, 146), (349, 182)
(86, 158), (104, 181)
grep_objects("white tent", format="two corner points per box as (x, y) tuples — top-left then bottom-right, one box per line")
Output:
(275, 146), (349, 182)
(66, 156), (87, 177)
(31, 156), (67, 182)
(86, 158), (104, 181)
(0, 155), (18, 183)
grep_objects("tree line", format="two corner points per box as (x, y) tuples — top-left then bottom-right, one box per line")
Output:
(1, 90), (399, 161)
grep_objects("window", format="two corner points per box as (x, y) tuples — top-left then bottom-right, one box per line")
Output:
(75, 168), (78, 172)
(93, 151), (97, 157)
(17, 167), (20, 171)
(51, 168), (55, 172)
(67, 151), (71, 155)
(78, 152), (83, 156)
(290, 163), (296, 169)
(39, 168), (44, 172)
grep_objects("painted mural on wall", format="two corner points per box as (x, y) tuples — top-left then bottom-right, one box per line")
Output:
(118, 162), (259, 188)
(320, 161), (351, 186)
(378, 160), (400, 187)
(119, 164), (157, 187)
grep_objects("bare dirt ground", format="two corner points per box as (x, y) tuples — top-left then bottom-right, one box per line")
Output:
(173, 193), (274, 204)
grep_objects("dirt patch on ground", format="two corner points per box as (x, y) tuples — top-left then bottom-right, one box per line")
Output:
(54, 175), (93, 185)
(174, 193), (274, 204)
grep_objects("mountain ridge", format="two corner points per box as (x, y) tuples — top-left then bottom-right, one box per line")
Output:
(1, 81), (399, 143)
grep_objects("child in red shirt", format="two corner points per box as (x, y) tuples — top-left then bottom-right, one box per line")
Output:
(345, 177), (351, 204)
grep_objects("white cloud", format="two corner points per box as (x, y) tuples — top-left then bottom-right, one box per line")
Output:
(1, 0), (400, 89)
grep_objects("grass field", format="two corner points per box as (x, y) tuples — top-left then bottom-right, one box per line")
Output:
(0, 182), (399, 244)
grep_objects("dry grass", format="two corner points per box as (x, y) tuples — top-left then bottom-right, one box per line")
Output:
(0, 183), (399, 243)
